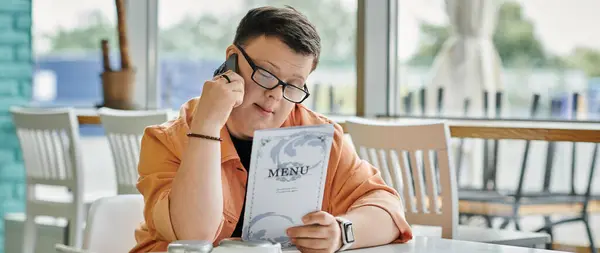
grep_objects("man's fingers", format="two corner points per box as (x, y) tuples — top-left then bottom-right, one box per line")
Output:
(288, 212), (341, 253)
(217, 70), (244, 84)
(207, 78), (244, 92)
(302, 211), (335, 226)
(228, 80), (245, 93)
(287, 224), (328, 239)
(292, 238), (329, 250)
(295, 246), (328, 253)
(217, 70), (245, 93)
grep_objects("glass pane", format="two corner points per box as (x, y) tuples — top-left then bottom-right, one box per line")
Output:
(33, 0), (117, 108)
(33, 0), (117, 136)
(158, 0), (357, 115)
(396, 0), (600, 121)
(395, 2), (600, 247)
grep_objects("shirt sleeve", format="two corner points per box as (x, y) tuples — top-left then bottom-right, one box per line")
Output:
(136, 124), (226, 242)
(327, 123), (413, 243)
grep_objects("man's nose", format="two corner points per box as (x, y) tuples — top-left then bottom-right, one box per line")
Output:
(265, 84), (283, 100)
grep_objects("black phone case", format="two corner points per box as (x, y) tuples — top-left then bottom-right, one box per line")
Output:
(213, 54), (238, 77)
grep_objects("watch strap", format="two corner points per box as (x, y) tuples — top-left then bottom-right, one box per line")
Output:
(335, 217), (354, 252)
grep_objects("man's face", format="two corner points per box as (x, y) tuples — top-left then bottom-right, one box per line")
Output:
(225, 36), (314, 139)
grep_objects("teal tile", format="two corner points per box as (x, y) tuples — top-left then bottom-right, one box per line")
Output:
(14, 13), (30, 30)
(0, 79), (19, 95)
(0, 163), (24, 181)
(0, 46), (13, 61)
(0, 63), (31, 78)
(0, 0), (31, 12)
(0, 30), (29, 45)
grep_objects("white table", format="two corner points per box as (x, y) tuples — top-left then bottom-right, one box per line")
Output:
(283, 236), (564, 253)
(411, 225), (550, 248)
(154, 237), (565, 253)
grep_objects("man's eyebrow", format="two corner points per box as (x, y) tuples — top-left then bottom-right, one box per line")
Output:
(264, 60), (280, 71)
(260, 60), (305, 80)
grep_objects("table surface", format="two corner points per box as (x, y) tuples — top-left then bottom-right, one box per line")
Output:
(319, 236), (563, 253)
(411, 225), (550, 248)
(153, 236), (565, 253)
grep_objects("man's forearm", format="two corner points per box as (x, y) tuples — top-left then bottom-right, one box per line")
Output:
(170, 137), (224, 240)
(340, 206), (401, 249)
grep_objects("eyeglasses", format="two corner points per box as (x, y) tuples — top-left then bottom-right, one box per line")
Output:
(235, 44), (310, 104)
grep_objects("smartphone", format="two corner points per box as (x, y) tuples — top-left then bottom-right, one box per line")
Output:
(213, 53), (238, 77)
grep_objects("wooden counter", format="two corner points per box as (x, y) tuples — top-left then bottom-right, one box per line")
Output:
(78, 110), (600, 142)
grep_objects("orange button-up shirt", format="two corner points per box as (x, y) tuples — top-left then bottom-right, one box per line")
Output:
(130, 97), (410, 252)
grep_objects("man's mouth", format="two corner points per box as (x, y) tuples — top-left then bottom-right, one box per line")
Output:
(254, 103), (274, 114)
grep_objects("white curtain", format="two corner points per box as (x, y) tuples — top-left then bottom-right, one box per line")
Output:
(426, 0), (503, 117)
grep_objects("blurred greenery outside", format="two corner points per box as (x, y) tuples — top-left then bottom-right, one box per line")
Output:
(41, 1), (600, 116)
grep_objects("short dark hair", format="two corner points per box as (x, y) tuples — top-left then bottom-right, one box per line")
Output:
(233, 6), (321, 70)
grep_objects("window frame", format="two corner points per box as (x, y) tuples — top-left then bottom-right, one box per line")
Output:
(131, 0), (395, 115)
(125, 0), (158, 109)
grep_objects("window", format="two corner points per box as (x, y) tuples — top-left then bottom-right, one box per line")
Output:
(157, 0), (357, 115)
(395, 3), (600, 247)
(32, 0), (117, 108)
(396, 0), (600, 120)
(33, 0), (117, 136)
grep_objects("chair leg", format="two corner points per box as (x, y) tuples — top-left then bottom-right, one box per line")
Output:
(484, 216), (493, 228)
(499, 216), (521, 230)
(543, 216), (554, 250)
(68, 204), (86, 248)
(22, 213), (37, 253)
(514, 216), (522, 231)
(499, 217), (510, 229)
(63, 222), (70, 245)
(583, 218), (597, 253)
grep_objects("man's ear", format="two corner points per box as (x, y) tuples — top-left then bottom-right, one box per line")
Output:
(225, 44), (237, 59)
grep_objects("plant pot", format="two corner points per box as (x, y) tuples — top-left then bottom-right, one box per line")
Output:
(100, 69), (136, 110)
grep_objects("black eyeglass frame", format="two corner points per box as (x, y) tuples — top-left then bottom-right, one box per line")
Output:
(235, 44), (310, 104)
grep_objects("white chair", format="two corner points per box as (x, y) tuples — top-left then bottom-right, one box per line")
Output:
(345, 119), (551, 248)
(10, 107), (112, 253)
(97, 107), (169, 195)
(54, 194), (144, 253)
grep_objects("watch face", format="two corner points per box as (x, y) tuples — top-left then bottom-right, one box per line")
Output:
(343, 223), (355, 243)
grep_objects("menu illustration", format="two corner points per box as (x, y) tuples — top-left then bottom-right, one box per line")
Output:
(241, 124), (335, 248)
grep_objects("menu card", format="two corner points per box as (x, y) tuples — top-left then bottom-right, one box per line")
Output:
(241, 124), (335, 248)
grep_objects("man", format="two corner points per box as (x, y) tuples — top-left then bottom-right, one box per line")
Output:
(131, 6), (412, 253)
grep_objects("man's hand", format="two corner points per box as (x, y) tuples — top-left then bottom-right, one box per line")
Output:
(190, 69), (245, 136)
(286, 211), (342, 253)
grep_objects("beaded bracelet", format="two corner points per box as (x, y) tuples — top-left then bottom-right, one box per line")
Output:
(186, 132), (222, 142)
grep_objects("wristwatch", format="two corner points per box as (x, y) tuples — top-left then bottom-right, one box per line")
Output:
(335, 217), (355, 252)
